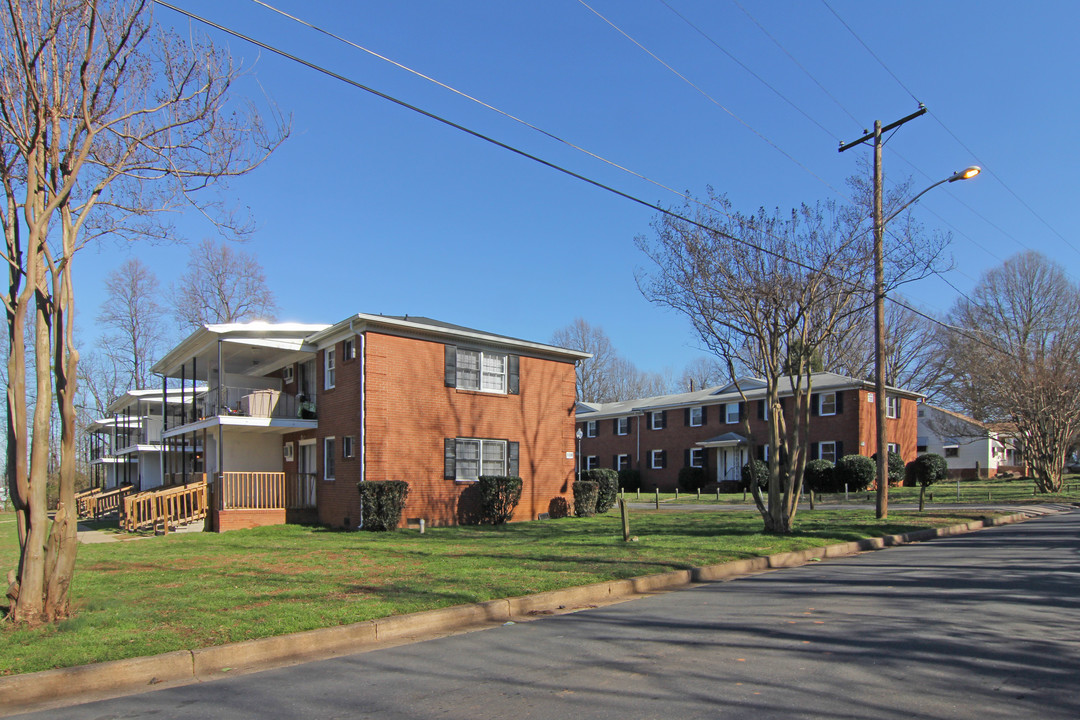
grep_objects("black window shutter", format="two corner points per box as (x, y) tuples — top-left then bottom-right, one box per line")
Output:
(444, 438), (456, 479)
(811, 442), (819, 461)
(661, 410), (667, 429)
(758, 400), (765, 421)
(811, 393), (819, 416)
(508, 355), (520, 395)
(779, 397), (787, 412)
(757, 445), (765, 461)
(508, 441), (519, 476)
(613, 419), (619, 435)
(684, 448), (690, 467)
(444, 345), (457, 387)
(895, 398), (901, 418)
(836, 391), (844, 414)
(701, 406), (707, 424)
(684, 408), (690, 426)
(612, 454), (618, 469)
(836, 441), (844, 458)
(739, 402), (746, 421)
(660, 450), (667, 469)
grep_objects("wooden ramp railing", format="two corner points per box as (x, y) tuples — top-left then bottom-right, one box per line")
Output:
(121, 480), (207, 534)
(77, 485), (134, 519)
(217, 472), (317, 510)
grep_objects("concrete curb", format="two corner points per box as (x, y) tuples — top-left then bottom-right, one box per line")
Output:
(0, 509), (1043, 715)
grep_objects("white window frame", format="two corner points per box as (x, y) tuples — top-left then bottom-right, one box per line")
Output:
(616, 417), (630, 436)
(616, 454), (630, 471)
(454, 438), (508, 481)
(886, 395), (899, 419)
(585, 455), (599, 470)
(689, 406), (703, 427)
(324, 348), (336, 390)
(689, 448), (703, 468)
(343, 435), (355, 459)
(586, 420), (597, 438)
(283, 366), (294, 385)
(324, 437), (336, 481)
(343, 338), (356, 361)
(650, 450), (664, 470)
(283, 442), (294, 462)
(651, 412), (664, 430)
(887, 442), (900, 455)
(455, 348), (508, 394)
(819, 441), (837, 464)
(944, 445), (959, 458)
(725, 403), (740, 425)
(819, 392), (837, 416)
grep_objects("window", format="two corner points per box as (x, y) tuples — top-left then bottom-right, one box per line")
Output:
(616, 417), (630, 436)
(453, 348), (507, 393)
(283, 442), (294, 462)
(324, 437), (336, 480)
(650, 411), (665, 430)
(283, 366), (294, 385)
(343, 338), (356, 361)
(725, 403), (740, 424)
(616, 454), (630, 471)
(818, 392), (837, 416)
(887, 442), (900, 455)
(650, 450), (666, 470)
(453, 439), (508, 481)
(324, 348), (336, 390)
(944, 446), (959, 458)
(343, 436), (355, 459)
(886, 396), (899, 419)
(689, 448), (703, 467)
(585, 455), (599, 470)
(586, 420), (597, 438)
(819, 441), (837, 463)
(689, 407), (703, 427)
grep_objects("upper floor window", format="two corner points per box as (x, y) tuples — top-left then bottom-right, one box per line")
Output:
(819, 392), (837, 416)
(689, 407), (703, 427)
(586, 420), (597, 438)
(725, 403), (740, 425)
(343, 338), (356, 361)
(616, 417), (630, 436)
(650, 411), (666, 430)
(283, 365), (294, 385)
(324, 348), (336, 390)
(343, 435), (355, 459)
(886, 396), (899, 419)
(457, 349), (506, 393)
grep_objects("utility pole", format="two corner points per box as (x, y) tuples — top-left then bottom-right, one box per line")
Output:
(839, 104), (926, 520)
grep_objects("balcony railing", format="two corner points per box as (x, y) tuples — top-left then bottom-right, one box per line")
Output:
(216, 471), (316, 510)
(184, 386), (314, 422)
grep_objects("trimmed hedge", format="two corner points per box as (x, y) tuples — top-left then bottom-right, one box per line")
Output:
(477, 475), (523, 525)
(740, 459), (768, 491)
(582, 469), (619, 514)
(907, 453), (948, 488)
(617, 468), (641, 491)
(677, 466), (708, 491)
(872, 451), (907, 486)
(835, 455), (875, 492)
(803, 459), (836, 493)
(572, 480), (599, 517)
(357, 480), (409, 531)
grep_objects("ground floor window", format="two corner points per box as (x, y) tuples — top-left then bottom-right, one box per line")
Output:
(689, 448), (703, 467)
(819, 441), (837, 464)
(616, 454), (630, 471)
(445, 438), (519, 481)
(585, 455), (599, 470)
(944, 446), (959, 458)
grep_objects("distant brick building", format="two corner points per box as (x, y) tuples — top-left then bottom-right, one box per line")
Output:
(575, 373), (920, 491)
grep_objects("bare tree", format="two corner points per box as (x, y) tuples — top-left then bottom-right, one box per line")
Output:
(171, 238), (277, 331)
(1, 0), (287, 625)
(551, 318), (616, 402)
(939, 251), (1080, 492)
(679, 356), (726, 392)
(97, 257), (168, 391)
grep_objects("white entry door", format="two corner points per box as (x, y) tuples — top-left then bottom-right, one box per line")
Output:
(717, 448), (747, 482)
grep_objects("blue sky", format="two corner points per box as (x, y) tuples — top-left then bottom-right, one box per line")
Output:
(77, 0), (1079, 380)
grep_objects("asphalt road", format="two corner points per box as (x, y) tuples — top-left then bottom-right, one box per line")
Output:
(15, 510), (1080, 719)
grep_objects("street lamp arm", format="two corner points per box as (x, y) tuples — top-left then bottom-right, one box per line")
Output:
(882, 166), (980, 226)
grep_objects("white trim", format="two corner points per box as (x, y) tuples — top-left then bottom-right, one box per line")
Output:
(324, 347), (336, 390)
(818, 391), (836, 416)
(324, 436), (336, 481)
(283, 442), (294, 461)
(689, 406), (703, 427)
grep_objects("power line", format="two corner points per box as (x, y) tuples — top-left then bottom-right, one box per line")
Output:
(154, 1), (1012, 362)
(577, 0), (848, 201)
(819, 0), (921, 105)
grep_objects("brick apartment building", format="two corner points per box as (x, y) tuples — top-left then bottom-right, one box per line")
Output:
(575, 373), (920, 491)
(94, 314), (587, 531)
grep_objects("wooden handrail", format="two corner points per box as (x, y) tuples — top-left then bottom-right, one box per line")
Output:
(121, 480), (207, 534)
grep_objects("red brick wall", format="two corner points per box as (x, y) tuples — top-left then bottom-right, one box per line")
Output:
(215, 508), (287, 532)
(578, 388), (920, 491)
(313, 332), (577, 528)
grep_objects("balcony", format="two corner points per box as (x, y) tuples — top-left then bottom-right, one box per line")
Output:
(197, 386), (314, 421)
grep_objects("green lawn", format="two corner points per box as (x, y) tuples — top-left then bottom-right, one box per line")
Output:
(0, 505), (1014, 676)
(639, 475), (1080, 505)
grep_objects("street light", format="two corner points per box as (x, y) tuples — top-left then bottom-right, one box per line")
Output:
(576, 428), (584, 483)
(870, 165), (980, 517)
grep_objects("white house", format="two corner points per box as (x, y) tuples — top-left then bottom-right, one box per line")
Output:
(917, 404), (1022, 478)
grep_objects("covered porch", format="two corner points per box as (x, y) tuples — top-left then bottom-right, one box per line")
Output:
(697, 432), (750, 486)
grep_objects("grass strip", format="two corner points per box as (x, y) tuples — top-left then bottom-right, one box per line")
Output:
(1, 506), (1010, 675)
